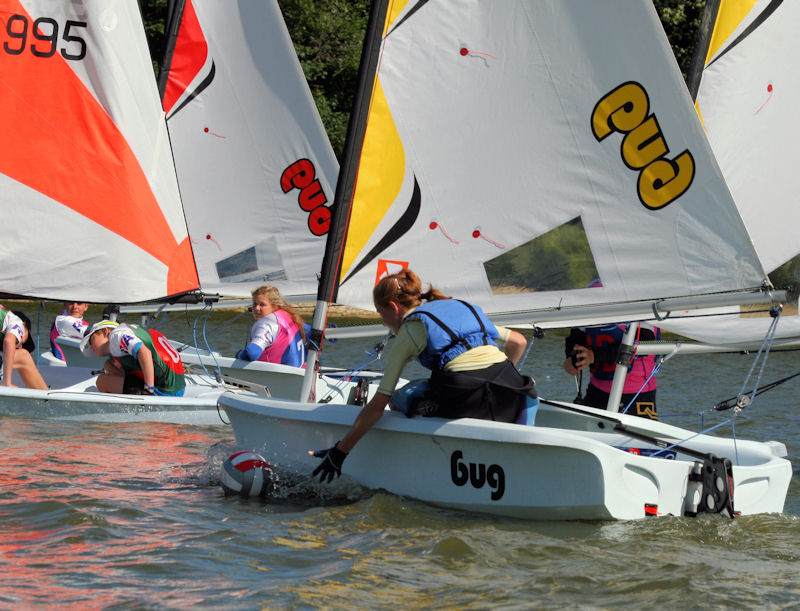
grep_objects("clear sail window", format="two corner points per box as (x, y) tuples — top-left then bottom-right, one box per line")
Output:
(215, 237), (288, 283)
(483, 217), (600, 293)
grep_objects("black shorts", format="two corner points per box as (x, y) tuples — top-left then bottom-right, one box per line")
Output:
(428, 360), (536, 423)
(122, 372), (145, 394)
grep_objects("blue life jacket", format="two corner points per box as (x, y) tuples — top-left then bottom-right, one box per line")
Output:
(406, 299), (498, 371)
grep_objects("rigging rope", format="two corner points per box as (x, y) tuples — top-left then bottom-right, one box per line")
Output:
(517, 326), (543, 370)
(729, 307), (782, 415)
(317, 333), (392, 403)
(620, 341), (681, 415)
(715, 369), (800, 411)
(644, 309), (783, 464)
(188, 302), (222, 381)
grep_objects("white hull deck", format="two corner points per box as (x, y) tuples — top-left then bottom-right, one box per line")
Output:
(220, 393), (792, 521)
(2, 366), (235, 425)
(3, 364), (379, 425)
(51, 336), (378, 402)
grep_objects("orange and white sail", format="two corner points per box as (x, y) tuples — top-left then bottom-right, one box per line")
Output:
(158, 0), (338, 299)
(331, 0), (768, 325)
(0, 0), (198, 303)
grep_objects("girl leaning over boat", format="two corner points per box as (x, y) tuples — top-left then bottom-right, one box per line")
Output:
(311, 268), (536, 483)
(80, 320), (186, 396)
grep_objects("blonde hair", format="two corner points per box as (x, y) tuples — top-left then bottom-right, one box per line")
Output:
(251, 285), (306, 342)
(372, 269), (449, 310)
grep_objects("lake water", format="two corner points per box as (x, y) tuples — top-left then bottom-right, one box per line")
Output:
(2, 303), (799, 608)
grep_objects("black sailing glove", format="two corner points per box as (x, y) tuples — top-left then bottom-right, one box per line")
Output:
(311, 443), (348, 483)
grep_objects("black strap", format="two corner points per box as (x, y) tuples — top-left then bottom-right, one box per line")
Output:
(414, 299), (492, 359)
(413, 309), (470, 355)
(456, 299), (492, 346)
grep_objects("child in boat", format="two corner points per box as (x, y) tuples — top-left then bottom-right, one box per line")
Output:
(79, 320), (185, 396)
(49, 301), (90, 362)
(310, 268), (535, 483)
(560, 279), (658, 420)
(1, 305), (48, 390)
(237, 285), (307, 367)
(563, 322), (659, 420)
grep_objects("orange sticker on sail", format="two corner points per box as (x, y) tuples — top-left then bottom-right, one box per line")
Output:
(375, 260), (408, 286)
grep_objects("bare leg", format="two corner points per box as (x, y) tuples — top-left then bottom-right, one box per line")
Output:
(2, 334), (15, 386)
(96, 372), (124, 393)
(6, 348), (48, 390)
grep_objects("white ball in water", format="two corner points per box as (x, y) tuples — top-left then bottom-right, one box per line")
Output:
(221, 451), (273, 497)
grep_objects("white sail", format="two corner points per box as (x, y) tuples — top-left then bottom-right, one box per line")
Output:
(659, 0), (800, 345)
(159, 0), (338, 299)
(0, 0), (198, 303)
(333, 0), (767, 324)
(694, 0), (800, 274)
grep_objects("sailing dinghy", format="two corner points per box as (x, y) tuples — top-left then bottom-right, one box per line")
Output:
(0, 0), (268, 423)
(27, 0), (376, 407)
(49, 0), (362, 393)
(220, 0), (792, 520)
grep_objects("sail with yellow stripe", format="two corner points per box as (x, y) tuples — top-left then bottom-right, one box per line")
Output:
(0, 0), (198, 303)
(330, 0), (768, 324)
(659, 0), (800, 346)
(157, 0), (338, 299)
(693, 0), (799, 275)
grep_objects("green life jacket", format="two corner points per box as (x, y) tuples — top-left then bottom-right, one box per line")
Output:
(115, 326), (185, 394)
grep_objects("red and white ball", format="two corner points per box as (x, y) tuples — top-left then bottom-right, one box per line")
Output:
(221, 451), (273, 498)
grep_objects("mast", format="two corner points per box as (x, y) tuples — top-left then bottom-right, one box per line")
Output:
(606, 322), (639, 413)
(300, 0), (391, 401)
(685, 0), (721, 100)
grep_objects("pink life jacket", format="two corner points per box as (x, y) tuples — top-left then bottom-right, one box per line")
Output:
(584, 323), (658, 394)
(257, 309), (306, 367)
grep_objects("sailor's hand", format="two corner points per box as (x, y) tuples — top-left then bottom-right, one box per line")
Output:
(309, 443), (348, 483)
(571, 346), (594, 371)
(563, 356), (579, 376)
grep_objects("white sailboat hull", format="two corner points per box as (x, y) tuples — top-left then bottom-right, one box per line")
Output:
(1, 366), (231, 425)
(10, 360), (379, 424)
(220, 393), (791, 520)
(52, 336), (380, 402)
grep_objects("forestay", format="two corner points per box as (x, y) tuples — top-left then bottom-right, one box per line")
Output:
(0, 0), (198, 303)
(158, 0), (338, 299)
(333, 0), (767, 324)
